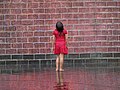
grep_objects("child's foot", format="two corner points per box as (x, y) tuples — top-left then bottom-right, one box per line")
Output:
(56, 69), (59, 71)
(59, 69), (64, 71)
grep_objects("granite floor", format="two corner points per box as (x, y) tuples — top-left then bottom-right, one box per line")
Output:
(0, 61), (120, 90)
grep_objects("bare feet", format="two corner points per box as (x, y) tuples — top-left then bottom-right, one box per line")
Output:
(56, 69), (59, 71)
(59, 69), (64, 71)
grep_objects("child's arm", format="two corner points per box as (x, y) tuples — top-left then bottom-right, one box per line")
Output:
(65, 34), (68, 47)
(52, 35), (55, 48)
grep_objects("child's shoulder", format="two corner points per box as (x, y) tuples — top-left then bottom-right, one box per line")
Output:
(53, 29), (58, 35)
(63, 29), (67, 34)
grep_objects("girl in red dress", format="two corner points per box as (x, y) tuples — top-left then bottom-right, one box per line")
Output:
(52, 21), (68, 71)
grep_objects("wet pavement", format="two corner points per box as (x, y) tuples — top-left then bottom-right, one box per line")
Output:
(0, 61), (120, 90)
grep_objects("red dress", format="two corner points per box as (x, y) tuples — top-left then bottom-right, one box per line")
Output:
(53, 29), (68, 55)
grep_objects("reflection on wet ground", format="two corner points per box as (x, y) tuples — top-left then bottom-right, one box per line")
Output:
(0, 61), (120, 90)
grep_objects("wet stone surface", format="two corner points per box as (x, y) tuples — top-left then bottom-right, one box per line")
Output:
(0, 62), (120, 90)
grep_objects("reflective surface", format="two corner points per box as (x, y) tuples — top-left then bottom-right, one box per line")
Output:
(0, 62), (120, 90)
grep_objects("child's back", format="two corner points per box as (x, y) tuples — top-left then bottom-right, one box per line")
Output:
(52, 21), (68, 71)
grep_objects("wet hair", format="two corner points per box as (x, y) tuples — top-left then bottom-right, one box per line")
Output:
(56, 21), (64, 36)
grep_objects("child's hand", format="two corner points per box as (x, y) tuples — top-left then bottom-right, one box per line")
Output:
(66, 42), (68, 47)
(51, 47), (53, 53)
(51, 47), (54, 53)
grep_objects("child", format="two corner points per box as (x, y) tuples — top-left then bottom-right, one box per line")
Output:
(52, 21), (68, 71)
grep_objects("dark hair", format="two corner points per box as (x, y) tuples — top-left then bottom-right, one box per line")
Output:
(56, 21), (64, 36)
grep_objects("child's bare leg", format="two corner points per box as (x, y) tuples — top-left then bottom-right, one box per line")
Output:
(59, 53), (64, 71)
(56, 55), (59, 71)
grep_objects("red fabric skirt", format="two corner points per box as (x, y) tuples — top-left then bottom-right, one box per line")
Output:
(54, 42), (68, 55)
